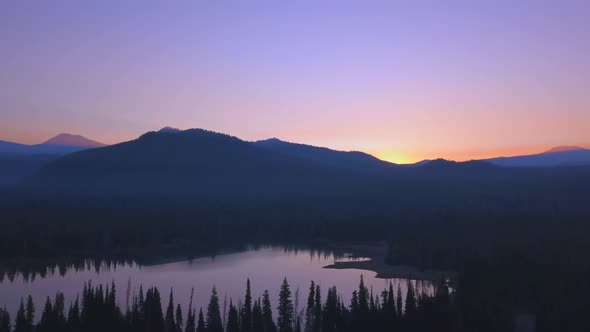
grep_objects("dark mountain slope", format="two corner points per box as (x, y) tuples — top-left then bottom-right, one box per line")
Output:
(485, 147), (590, 167)
(0, 135), (106, 185)
(27, 129), (376, 196)
(20, 129), (590, 211)
(254, 138), (394, 171)
(0, 154), (59, 185)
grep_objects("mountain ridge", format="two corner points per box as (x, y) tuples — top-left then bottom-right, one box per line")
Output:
(0, 134), (106, 185)
(42, 133), (106, 147)
(254, 137), (395, 171)
(485, 146), (590, 167)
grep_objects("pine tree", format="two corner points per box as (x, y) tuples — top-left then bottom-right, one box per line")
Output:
(388, 282), (396, 320)
(67, 297), (81, 332)
(106, 281), (116, 326)
(304, 281), (315, 332)
(336, 297), (347, 332)
(39, 296), (53, 332)
(226, 300), (239, 332)
(369, 287), (376, 313)
(252, 299), (264, 332)
(405, 281), (416, 318)
(185, 309), (195, 332)
(277, 278), (294, 332)
(0, 307), (10, 332)
(54, 292), (66, 330)
(139, 285), (145, 314)
(196, 309), (205, 332)
(25, 295), (35, 332)
(175, 304), (184, 332)
(185, 288), (195, 332)
(321, 287), (338, 332)
(14, 299), (26, 332)
(311, 285), (321, 332)
(396, 285), (403, 319)
(145, 287), (165, 332)
(240, 278), (253, 332)
(206, 287), (223, 332)
(350, 291), (359, 314)
(262, 290), (276, 332)
(166, 289), (176, 332)
(358, 275), (369, 314)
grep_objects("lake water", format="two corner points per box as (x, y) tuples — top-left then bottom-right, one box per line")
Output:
(0, 246), (432, 319)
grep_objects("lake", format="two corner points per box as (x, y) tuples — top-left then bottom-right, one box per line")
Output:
(0, 245), (434, 319)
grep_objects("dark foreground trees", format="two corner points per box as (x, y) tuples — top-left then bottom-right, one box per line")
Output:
(2, 276), (452, 332)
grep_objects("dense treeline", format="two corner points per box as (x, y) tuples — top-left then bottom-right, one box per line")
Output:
(1, 187), (590, 331)
(0, 277), (452, 332)
(1, 191), (588, 263)
(387, 219), (590, 331)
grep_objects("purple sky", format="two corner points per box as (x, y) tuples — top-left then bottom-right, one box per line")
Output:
(1, 1), (589, 162)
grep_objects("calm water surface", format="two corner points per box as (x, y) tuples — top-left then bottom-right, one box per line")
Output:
(0, 246), (431, 318)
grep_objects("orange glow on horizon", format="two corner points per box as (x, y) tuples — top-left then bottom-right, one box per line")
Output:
(372, 143), (590, 164)
(373, 151), (415, 165)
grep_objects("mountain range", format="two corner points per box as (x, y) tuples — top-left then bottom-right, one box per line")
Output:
(2, 128), (590, 190)
(484, 146), (590, 167)
(0, 133), (105, 155)
(5, 127), (586, 201)
(0, 134), (105, 185)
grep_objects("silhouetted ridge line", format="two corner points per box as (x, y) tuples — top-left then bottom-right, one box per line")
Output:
(544, 146), (586, 153)
(254, 137), (396, 171)
(42, 133), (105, 147)
(17, 127), (590, 198)
(158, 126), (182, 133)
(485, 147), (590, 167)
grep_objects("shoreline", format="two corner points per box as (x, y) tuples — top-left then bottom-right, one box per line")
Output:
(322, 242), (455, 281)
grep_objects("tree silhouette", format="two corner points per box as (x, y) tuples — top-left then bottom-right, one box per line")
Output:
(13, 300), (26, 332)
(185, 288), (195, 332)
(226, 300), (239, 332)
(240, 278), (253, 332)
(312, 285), (321, 332)
(405, 281), (416, 319)
(396, 285), (403, 319)
(252, 299), (264, 332)
(277, 278), (294, 332)
(25, 296), (35, 332)
(196, 309), (205, 332)
(206, 287), (222, 332)
(175, 304), (183, 332)
(304, 281), (315, 332)
(165, 289), (176, 332)
(262, 290), (276, 332)
(0, 307), (10, 332)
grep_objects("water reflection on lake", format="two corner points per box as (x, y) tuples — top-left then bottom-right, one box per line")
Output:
(0, 246), (432, 318)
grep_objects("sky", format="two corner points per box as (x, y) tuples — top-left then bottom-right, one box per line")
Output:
(1, 1), (589, 163)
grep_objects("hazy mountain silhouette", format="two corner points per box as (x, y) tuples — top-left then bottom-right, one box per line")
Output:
(0, 134), (106, 185)
(485, 147), (590, 167)
(0, 133), (105, 155)
(254, 138), (395, 171)
(22, 127), (590, 200)
(158, 126), (182, 133)
(0, 140), (30, 154)
(544, 146), (585, 153)
(26, 128), (372, 195)
(42, 133), (105, 147)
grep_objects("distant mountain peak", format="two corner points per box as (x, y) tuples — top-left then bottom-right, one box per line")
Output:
(544, 146), (586, 154)
(255, 137), (285, 144)
(42, 133), (105, 147)
(159, 127), (181, 133)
